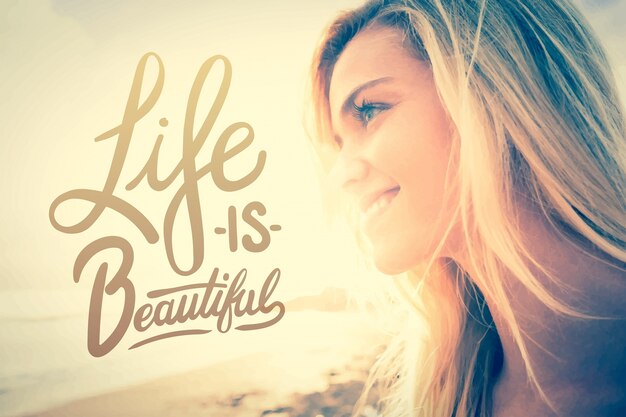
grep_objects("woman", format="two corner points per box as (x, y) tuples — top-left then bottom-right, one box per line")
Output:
(307, 0), (626, 416)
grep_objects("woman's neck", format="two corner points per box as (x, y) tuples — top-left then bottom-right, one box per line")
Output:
(453, 204), (626, 416)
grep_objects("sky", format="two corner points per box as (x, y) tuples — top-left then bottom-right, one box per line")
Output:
(0, 0), (375, 302)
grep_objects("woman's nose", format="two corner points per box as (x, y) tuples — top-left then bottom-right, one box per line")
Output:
(328, 151), (369, 192)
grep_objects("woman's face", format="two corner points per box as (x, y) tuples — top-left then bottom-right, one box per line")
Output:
(327, 26), (459, 274)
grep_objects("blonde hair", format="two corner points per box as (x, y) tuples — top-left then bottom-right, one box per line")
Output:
(307, 1), (626, 416)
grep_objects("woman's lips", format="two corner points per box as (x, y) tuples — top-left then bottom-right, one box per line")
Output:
(360, 186), (400, 226)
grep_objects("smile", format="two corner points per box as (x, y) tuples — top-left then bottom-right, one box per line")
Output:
(360, 186), (400, 226)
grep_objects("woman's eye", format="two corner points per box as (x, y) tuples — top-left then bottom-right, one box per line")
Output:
(352, 99), (389, 127)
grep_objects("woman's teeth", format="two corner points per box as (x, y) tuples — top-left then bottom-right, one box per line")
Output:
(362, 189), (398, 222)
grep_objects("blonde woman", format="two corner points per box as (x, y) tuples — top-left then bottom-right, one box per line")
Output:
(308, 0), (626, 416)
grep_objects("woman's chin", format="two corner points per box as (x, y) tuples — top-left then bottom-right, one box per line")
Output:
(368, 238), (439, 276)
(371, 249), (417, 276)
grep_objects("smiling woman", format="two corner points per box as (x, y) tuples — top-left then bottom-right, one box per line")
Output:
(307, 1), (626, 417)
(327, 27), (456, 275)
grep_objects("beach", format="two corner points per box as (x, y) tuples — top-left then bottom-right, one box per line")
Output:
(34, 348), (382, 417)
(0, 289), (389, 417)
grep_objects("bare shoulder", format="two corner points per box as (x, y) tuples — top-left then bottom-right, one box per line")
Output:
(494, 210), (626, 416)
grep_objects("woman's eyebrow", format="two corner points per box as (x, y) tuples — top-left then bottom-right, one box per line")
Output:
(339, 76), (394, 117)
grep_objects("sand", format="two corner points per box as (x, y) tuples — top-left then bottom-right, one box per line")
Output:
(33, 348), (382, 417)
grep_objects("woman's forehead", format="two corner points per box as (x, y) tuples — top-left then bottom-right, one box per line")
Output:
(329, 27), (405, 93)
(328, 26), (429, 118)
